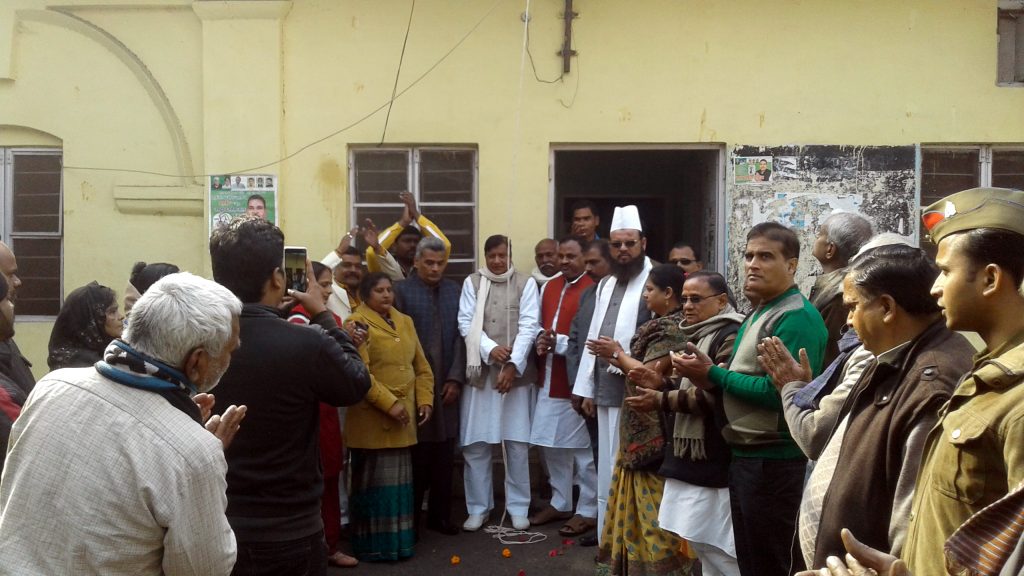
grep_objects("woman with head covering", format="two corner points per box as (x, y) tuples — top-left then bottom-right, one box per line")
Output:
(47, 282), (123, 370)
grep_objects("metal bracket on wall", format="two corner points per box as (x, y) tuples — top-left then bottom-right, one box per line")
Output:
(559, 0), (578, 74)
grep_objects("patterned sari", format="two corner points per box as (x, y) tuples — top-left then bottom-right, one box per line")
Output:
(597, 310), (695, 576)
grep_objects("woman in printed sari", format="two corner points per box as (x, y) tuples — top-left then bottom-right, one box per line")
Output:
(595, 263), (694, 576)
(344, 272), (434, 562)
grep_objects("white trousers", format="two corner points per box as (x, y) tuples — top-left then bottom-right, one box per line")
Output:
(542, 446), (598, 518)
(690, 541), (741, 576)
(596, 405), (621, 537)
(462, 440), (531, 517)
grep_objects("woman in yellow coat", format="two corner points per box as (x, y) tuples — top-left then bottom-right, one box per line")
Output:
(345, 272), (434, 562)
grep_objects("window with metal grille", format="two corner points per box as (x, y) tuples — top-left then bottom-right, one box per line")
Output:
(920, 145), (1024, 252)
(0, 149), (63, 318)
(350, 147), (477, 279)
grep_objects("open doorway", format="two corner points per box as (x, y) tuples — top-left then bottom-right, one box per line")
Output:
(550, 146), (724, 270)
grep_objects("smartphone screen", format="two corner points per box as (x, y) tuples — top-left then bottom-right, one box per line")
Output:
(283, 246), (308, 292)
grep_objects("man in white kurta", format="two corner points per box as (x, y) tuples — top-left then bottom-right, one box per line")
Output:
(529, 237), (598, 533)
(0, 273), (241, 576)
(458, 237), (539, 531)
(573, 205), (654, 539)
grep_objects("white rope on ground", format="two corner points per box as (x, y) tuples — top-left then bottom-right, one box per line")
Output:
(479, 0), (547, 548)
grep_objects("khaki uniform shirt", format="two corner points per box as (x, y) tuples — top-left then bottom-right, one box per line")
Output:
(904, 330), (1024, 576)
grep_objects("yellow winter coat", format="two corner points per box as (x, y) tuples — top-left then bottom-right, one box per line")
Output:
(344, 305), (434, 449)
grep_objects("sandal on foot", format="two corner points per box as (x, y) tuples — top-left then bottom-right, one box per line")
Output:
(558, 514), (597, 536)
(328, 551), (359, 567)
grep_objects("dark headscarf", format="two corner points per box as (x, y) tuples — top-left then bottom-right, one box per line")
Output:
(47, 282), (117, 370)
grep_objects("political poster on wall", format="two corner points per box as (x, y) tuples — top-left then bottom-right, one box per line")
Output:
(209, 174), (278, 235)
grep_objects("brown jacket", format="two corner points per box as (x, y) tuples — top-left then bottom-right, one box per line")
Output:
(813, 320), (974, 567)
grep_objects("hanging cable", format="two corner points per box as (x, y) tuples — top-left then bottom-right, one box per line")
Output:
(380, 0), (416, 145)
(60, 0), (505, 179)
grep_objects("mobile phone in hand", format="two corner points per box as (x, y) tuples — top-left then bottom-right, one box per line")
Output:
(283, 246), (308, 292)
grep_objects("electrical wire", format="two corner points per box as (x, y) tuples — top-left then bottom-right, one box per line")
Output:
(525, 15), (563, 84)
(476, 0), (547, 547)
(380, 0), (416, 145)
(60, 0), (506, 179)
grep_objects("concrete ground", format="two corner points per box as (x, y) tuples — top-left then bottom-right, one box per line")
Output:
(327, 508), (598, 576)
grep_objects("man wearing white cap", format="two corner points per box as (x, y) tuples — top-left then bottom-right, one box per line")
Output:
(573, 205), (654, 540)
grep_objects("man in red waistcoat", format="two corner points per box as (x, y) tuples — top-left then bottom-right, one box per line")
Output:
(528, 236), (599, 537)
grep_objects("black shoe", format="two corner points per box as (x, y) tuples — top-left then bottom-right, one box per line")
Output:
(427, 521), (461, 536)
(579, 534), (598, 547)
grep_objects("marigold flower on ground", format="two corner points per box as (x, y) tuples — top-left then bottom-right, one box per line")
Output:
(450, 555), (460, 565)
(502, 548), (512, 558)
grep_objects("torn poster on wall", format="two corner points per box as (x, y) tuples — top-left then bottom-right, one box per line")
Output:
(727, 145), (917, 300)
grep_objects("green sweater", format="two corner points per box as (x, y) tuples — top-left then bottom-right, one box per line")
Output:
(708, 286), (827, 459)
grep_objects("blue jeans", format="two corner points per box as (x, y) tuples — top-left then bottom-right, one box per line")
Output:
(231, 530), (327, 576)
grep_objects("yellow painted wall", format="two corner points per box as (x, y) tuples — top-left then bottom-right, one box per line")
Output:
(1, 0), (1022, 377)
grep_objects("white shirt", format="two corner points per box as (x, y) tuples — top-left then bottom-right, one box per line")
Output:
(0, 368), (235, 576)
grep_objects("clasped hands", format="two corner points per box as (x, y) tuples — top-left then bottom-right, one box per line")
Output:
(388, 401), (432, 427)
(488, 345), (517, 394)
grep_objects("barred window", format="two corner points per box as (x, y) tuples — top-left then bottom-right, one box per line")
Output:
(350, 147), (477, 279)
(1, 149), (63, 317)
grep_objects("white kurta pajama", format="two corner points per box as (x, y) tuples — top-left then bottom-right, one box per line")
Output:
(530, 277), (598, 518)
(458, 273), (540, 517)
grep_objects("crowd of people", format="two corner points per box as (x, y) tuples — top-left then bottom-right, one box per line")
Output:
(0, 187), (1021, 576)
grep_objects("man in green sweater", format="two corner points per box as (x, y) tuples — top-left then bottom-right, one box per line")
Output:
(674, 221), (827, 576)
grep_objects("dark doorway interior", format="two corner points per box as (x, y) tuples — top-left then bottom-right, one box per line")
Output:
(553, 148), (720, 267)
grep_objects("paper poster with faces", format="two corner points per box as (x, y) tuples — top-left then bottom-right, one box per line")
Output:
(209, 174), (278, 234)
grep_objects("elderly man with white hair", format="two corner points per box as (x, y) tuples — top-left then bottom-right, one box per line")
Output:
(810, 212), (873, 366)
(0, 273), (246, 576)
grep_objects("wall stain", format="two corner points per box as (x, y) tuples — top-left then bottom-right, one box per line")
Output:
(759, 112), (765, 128)
(618, 108), (632, 122)
(316, 157), (343, 213)
(80, 181), (93, 201)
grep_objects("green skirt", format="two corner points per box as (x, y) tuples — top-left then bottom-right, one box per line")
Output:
(349, 447), (416, 562)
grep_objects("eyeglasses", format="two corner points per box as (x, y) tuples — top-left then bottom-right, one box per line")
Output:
(680, 292), (724, 305)
(669, 258), (696, 266)
(610, 240), (640, 250)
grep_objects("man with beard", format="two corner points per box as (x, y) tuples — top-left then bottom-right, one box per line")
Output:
(532, 238), (561, 288)
(530, 236), (598, 538)
(0, 242), (34, 399)
(674, 222), (827, 576)
(0, 273), (246, 575)
(210, 217), (370, 576)
(573, 206), (654, 541)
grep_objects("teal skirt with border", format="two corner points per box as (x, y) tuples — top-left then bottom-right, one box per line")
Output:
(349, 447), (416, 562)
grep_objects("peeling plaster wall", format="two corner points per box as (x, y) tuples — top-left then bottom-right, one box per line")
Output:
(727, 145), (916, 303)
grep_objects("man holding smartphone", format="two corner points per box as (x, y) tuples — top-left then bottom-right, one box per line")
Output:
(209, 217), (370, 576)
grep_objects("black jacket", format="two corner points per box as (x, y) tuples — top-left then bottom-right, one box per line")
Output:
(214, 304), (370, 542)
